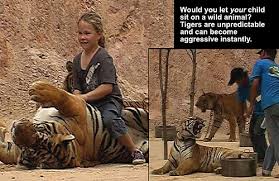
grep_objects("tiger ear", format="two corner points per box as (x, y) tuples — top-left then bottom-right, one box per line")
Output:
(63, 134), (75, 141)
(66, 61), (73, 72)
(58, 134), (75, 144)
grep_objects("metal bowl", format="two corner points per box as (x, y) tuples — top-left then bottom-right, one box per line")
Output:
(221, 157), (256, 177)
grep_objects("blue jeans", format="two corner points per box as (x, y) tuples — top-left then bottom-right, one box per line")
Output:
(249, 114), (267, 162)
(263, 143), (276, 172)
(262, 103), (279, 172)
(93, 100), (128, 139)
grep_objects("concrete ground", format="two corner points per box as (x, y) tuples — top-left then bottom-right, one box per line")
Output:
(149, 132), (279, 181)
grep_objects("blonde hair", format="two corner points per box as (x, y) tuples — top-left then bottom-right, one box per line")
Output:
(78, 11), (105, 48)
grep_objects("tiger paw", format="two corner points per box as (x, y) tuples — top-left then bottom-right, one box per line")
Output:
(228, 138), (236, 142)
(214, 167), (222, 174)
(29, 81), (63, 106)
(151, 169), (164, 175)
(16, 164), (35, 170)
(169, 170), (179, 176)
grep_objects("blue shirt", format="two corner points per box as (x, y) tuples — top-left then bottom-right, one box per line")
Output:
(237, 77), (263, 115)
(250, 58), (279, 110)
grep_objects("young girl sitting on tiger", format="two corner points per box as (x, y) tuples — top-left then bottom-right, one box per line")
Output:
(71, 11), (145, 164)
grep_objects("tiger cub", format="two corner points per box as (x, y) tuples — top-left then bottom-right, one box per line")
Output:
(151, 117), (250, 176)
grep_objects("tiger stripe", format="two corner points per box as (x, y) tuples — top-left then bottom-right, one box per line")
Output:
(196, 92), (245, 142)
(0, 104), (148, 168)
(152, 117), (249, 176)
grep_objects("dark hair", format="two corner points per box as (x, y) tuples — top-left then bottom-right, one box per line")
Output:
(228, 67), (248, 86)
(258, 49), (277, 60)
(78, 11), (105, 48)
(265, 49), (277, 60)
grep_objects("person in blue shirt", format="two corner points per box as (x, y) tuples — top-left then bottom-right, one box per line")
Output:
(228, 67), (267, 165)
(248, 49), (279, 177)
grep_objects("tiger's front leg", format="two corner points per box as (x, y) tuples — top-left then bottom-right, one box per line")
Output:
(151, 161), (172, 175)
(29, 81), (86, 119)
(204, 113), (223, 142)
(236, 116), (246, 134)
(228, 117), (237, 142)
(169, 158), (200, 176)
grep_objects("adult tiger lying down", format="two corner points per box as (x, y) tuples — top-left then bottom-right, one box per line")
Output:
(0, 81), (148, 169)
(151, 117), (249, 176)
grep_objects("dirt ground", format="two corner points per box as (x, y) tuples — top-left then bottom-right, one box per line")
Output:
(149, 132), (279, 181)
(0, 163), (148, 181)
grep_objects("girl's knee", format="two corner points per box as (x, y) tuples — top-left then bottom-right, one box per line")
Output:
(102, 111), (117, 128)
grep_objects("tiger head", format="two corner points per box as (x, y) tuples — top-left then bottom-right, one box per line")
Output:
(11, 118), (77, 169)
(195, 92), (218, 112)
(11, 118), (38, 148)
(177, 116), (205, 140)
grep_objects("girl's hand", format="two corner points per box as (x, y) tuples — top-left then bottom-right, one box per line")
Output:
(75, 94), (88, 102)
